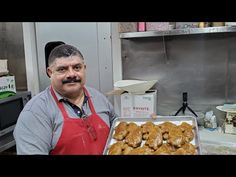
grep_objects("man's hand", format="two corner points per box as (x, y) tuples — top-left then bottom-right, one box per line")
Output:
(150, 113), (157, 119)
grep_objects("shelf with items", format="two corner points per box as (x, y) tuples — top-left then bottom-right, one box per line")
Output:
(120, 26), (236, 39)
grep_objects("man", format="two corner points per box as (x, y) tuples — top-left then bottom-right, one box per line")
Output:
(13, 44), (117, 155)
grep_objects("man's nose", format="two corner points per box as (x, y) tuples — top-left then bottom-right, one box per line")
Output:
(66, 67), (77, 77)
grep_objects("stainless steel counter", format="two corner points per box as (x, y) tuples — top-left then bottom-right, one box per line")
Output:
(120, 26), (236, 38)
(0, 92), (31, 153)
(201, 141), (236, 155)
(199, 128), (236, 154)
(0, 129), (15, 153)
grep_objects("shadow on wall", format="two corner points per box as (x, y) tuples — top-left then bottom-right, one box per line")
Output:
(44, 41), (65, 77)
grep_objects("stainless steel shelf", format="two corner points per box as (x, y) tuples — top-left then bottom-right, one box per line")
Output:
(120, 26), (236, 38)
(0, 130), (15, 153)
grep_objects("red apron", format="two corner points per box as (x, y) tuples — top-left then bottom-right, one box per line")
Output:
(50, 86), (109, 155)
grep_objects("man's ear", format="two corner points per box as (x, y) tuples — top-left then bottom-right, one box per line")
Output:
(47, 67), (52, 78)
(84, 64), (86, 69)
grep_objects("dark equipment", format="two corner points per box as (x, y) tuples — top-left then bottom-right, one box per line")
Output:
(174, 92), (198, 117)
(44, 41), (65, 77)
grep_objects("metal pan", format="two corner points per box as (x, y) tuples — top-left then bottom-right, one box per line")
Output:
(103, 116), (202, 155)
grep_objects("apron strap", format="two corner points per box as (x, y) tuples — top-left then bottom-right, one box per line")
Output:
(50, 86), (69, 119)
(50, 85), (97, 117)
(83, 87), (96, 114)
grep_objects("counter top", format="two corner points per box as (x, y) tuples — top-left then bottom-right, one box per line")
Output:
(1, 126), (235, 155)
(198, 127), (236, 155)
(0, 131), (15, 153)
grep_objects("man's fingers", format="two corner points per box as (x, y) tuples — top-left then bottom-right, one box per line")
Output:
(151, 113), (157, 119)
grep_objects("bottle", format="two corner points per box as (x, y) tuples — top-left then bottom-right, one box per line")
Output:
(212, 22), (225, 27)
(138, 22), (146, 32)
(199, 22), (205, 28)
(210, 116), (217, 128)
(204, 22), (211, 27)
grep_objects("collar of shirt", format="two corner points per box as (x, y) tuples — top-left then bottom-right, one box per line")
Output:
(52, 87), (88, 103)
(62, 95), (88, 107)
(52, 87), (89, 117)
(63, 97), (88, 117)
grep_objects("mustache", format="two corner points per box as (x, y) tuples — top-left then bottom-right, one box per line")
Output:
(62, 78), (82, 84)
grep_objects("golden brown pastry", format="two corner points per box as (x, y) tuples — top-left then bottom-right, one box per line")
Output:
(122, 144), (134, 155)
(108, 141), (124, 155)
(178, 122), (194, 143)
(172, 147), (187, 155)
(159, 121), (177, 132)
(167, 127), (184, 148)
(145, 126), (163, 150)
(178, 122), (193, 132)
(141, 121), (156, 140)
(108, 120), (198, 155)
(158, 121), (177, 140)
(183, 129), (194, 143)
(125, 127), (142, 148)
(172, 143), (197, 155)
(128, 145), (153, 155)
(181, 143), (197, 155)
(127, 122), (139, 132)
(153, 143), (175, 155)
(113, 122), (128, 141)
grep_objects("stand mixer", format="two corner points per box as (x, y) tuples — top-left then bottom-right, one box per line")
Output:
(224, 112), (236, 134)
(216, 105), (236, 134)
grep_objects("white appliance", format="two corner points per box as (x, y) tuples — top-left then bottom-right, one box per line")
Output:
(224, 112), (236, 134)
(114, 80), (157, 94)
(225, 22), (236, 26)
(216, 105), (236, 134)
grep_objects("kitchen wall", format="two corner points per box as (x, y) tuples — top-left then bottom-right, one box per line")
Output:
(121, 32), (236, 124)
(34, 22), (113, 97)
(0, 22), (27, 91)
(22, 22), (114, 100)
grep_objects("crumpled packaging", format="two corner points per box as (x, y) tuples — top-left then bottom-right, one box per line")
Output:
(0, 59), (9, 76)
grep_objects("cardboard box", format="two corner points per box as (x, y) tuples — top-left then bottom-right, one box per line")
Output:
(146, 22), (170, 31)
(120, 90), (157, 118)
(0, 59), (9, 76)
(176, 22), (199, 29)
(0, 75), (16, 94)
(119, 22), (137, 33)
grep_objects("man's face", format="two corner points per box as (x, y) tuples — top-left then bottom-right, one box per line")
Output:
(47, 55), (86, 97)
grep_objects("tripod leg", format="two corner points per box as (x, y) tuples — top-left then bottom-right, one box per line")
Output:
(174, 107), (183, 116)
(187, 106), (198, 117)
(182, 105), (186, 114)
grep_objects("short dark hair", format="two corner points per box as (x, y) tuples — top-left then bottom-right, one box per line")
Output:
(45, 41), (65, 77)
(48, 44), (84, 66)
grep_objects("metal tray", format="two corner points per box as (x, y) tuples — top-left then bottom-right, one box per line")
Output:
(103, 116), (202, 155)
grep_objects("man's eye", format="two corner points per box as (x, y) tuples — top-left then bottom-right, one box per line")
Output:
(57, 68), (65, 72)
(74, 66), (81, 71)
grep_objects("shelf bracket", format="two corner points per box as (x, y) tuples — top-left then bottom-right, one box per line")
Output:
(162, 36), (169, 64)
